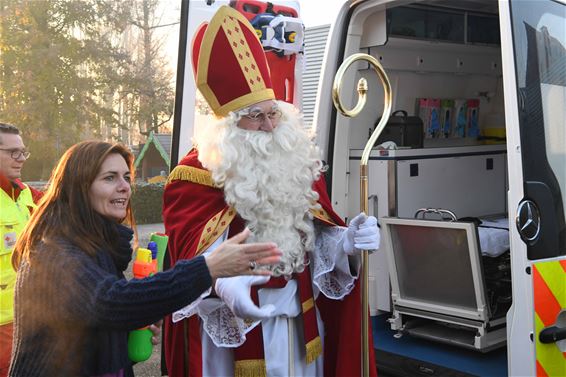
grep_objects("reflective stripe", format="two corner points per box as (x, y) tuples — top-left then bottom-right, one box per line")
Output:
(533, 267), (562, 326)
(533, 259), (566, 377)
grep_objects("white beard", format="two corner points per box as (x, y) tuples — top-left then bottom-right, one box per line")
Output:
(194, 101), (324, 277)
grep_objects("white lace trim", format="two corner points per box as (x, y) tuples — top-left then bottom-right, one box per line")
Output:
(172, 287), (212, 323)
(199, 298), (261, 347)
(311, 225), (360, 300)
(172, 233), (228, 323)
(174, 293), (261, 347)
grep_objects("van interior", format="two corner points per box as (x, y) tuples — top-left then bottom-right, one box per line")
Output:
(332, 0), (512, 374)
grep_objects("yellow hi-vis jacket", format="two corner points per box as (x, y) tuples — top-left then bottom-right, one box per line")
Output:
(0, 185), (36, 325)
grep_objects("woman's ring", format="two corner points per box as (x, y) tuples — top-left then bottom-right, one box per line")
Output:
(249, 261), (257, 270)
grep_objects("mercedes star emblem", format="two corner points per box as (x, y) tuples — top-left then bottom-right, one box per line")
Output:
(516, 200), (541, 242)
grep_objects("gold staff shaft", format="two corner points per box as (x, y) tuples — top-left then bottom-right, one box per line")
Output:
(332, 53), (392, 377)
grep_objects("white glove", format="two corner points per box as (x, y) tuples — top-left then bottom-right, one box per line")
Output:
(215, 276), (276, 320)
(343, 213), (380, 255)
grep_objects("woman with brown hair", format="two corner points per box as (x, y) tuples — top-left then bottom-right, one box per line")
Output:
(8, 141), (281, 377)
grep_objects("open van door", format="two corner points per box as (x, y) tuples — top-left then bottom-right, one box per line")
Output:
(500, 0), (566, 375)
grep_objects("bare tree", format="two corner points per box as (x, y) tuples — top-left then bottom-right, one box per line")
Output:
(121, 0), (178, 138)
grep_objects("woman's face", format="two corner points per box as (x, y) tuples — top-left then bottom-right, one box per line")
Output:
(89, 153), (132, 222)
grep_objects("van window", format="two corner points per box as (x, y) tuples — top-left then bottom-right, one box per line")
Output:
(467, 14), (500, 45)
(387, 5), (500, 45)
(386, 5), (499, 45)
(387, 6), (464, 43)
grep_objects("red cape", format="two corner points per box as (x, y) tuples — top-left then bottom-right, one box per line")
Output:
(162, 149), (377, 377)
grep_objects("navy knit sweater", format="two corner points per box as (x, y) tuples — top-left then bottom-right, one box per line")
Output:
(9, 239), (212, 377)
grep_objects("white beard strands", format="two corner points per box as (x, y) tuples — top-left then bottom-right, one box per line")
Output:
(195, 101), (324, 277)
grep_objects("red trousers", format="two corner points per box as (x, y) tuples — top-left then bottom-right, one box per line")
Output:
(0, 322), (13, 377)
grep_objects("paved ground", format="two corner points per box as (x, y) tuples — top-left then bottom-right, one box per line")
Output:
(136, 223), (166, 247)
(127, 223), (166, 377)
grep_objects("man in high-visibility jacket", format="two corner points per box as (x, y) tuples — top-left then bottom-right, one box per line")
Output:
(0, 123), (42, 377)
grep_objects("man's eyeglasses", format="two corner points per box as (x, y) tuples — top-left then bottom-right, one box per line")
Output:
(240, 108), (282, 125)
(0, 148), (30, 160)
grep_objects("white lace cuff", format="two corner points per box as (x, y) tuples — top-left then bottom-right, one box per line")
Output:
(172, 287), (212, 323)
(172, 230), (229, 323)
(311, 225), (360, 300)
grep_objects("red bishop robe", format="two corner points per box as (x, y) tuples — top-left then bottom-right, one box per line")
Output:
(162, 148), (377, 377)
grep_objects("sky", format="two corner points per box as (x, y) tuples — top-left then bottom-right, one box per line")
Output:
(299, 0), (346, 27)
(158, 1), (346, 29)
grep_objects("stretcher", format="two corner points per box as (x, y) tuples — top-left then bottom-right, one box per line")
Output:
(380, 209), (512, 352)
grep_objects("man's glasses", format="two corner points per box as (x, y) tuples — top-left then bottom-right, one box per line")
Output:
(240, 108), (282, 125)
(0, 148), (30, 160)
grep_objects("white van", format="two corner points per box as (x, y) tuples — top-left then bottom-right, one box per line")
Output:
(172, 1), (565, 375)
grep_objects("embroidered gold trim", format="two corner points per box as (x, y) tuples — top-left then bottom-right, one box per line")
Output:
(196, 207), (236, 255)
(215, 89), (275, 117)
(166, 165), (216, 187)
(310, 206), (338, 226)
(302, 297), (314, 313)
(196, 6), (274, 116)
(305, 336), (322, 364)
(234, 359), (267, 377)
(221, 14), (264, 93)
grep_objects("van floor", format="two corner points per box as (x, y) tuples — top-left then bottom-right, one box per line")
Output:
(372, 315), (507, 377)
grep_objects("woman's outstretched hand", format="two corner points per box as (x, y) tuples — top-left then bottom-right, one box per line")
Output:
(204, 228), (281, 279)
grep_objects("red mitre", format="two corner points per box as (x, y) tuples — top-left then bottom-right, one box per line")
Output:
(191, 6), (275, 117)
